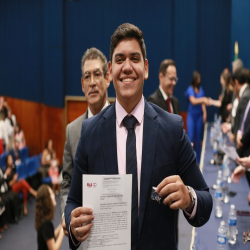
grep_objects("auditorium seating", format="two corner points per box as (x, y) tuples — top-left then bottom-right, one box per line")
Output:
(20, 147), (29, 162)
(0, 152), (8, 170)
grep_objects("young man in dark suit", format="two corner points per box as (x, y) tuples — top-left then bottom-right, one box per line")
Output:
(65, 23), (212, 250)
(148, 59), (180, 115)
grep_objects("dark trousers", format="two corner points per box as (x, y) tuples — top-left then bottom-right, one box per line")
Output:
(0, 191), (20, 223)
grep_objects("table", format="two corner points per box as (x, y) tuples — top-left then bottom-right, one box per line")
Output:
(191, 123), (250, 250)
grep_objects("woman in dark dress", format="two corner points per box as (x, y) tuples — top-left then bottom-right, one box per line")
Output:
(35, 184), (64, 250)
(209, 70), (233, 122)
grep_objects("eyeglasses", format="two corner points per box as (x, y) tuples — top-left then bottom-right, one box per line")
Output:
(83, 70), (104, 85)
(168, 77), (178, 83)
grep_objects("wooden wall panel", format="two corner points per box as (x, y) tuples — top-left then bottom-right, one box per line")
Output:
(67, 100), (88, 125)
(3, 96), (187, 167)
(65, 97), (115, 125)
(41, 105), (65, 165)
(4, 97), (64, 165)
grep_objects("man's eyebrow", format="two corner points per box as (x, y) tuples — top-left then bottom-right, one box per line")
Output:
(114, 52), (141, 58)
(131, 52), (141, 57)
(114, 53), (124, 58)
(83, 68), (102, 75)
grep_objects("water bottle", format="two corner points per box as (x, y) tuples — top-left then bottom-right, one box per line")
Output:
(222, 156), (230, 182)
(218, 132), (223, 150)
(218, 115), (222, 125)
(217, 221), (227, 249)
(210, 127), (215, 146)
(217, 170), (223, 200)
(213, 141), (218, 158)
(215, 180), (223, 218)
(228, 205), (237, 244)
(214, 113), (218, 123)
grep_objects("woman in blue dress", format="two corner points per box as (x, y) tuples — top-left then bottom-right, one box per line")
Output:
(186, 71), (208, 164)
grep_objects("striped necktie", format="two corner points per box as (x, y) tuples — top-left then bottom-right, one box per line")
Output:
(123, 115), (139, 250)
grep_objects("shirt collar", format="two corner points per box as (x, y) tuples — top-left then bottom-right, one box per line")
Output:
(159, 85), (170, 101)
(116, 96), (144, 127)
(88, 100), (109, 119)
(239, 83), (248, 98)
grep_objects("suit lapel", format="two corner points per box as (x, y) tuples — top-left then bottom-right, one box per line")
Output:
(157, 88), (169, 112)
(101, 104), (119, 175)
(139, 101), (159, 236)
(171, 98), (177, 114)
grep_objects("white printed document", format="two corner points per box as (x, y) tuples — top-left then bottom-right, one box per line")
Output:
(82, 175), (132, 250)
(221, 145), (239, 161)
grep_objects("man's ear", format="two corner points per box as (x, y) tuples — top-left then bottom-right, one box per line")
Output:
(159, 72), (163, 81)
(81, 77), (85, 94)
(108, 61), (113, 82)
(144, 59), (149, 80)
(105, 71), (110, 88)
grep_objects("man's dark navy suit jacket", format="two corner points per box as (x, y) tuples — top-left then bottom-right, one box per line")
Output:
(65, 100), (213, 250)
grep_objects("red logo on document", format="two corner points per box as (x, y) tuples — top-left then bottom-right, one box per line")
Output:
(87, 183), (92, 188)
(93, 183), (97, 187)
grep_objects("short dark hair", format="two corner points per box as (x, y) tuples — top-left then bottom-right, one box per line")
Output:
(81, 48), (108, 77)
(232, 68), (248, 85)
(243, 68), (250, 84)
(159, 59), (175, 75)
(110, 23), (147, 62)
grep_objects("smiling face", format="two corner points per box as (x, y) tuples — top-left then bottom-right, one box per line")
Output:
(81, 59), (110, 114)
(160, 65), (177, 97)
(108, 38), (148, 113)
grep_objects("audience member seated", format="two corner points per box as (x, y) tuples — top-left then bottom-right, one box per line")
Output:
(0, 167), (20, 223)
(35, 184), (64, 250)
(48, 152), (60, 195)
(5, 154), (37, 215)
(40, 139), (56, 179)
(0, 197), (7, 239)
(14, 123), (26, 150)
(0, 97), (8, 120)
(10, 139), (21, 166)
(209, 70), (233, 122)
(5, 109), (15, 151)
(0, 112), (8, 155)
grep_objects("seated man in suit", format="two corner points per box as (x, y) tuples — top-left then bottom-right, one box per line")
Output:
(148, 59), (180, 115)
(65, 23), (212, 250)
(60, 48), (110, 236)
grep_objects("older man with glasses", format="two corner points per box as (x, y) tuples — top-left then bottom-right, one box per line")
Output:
(60, 47), (110, 236)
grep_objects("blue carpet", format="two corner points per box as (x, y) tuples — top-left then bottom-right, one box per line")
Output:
(0, 195), (192, 249)
(0, 195), (69, 249)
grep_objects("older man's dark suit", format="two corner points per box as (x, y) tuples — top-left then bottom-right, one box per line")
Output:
(239, 106), (250, 185)
(148, 88), (180, 115)
(65, 101), (212, 250)
(241, 109), (250, 157)
(232, 86), (250, 141)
